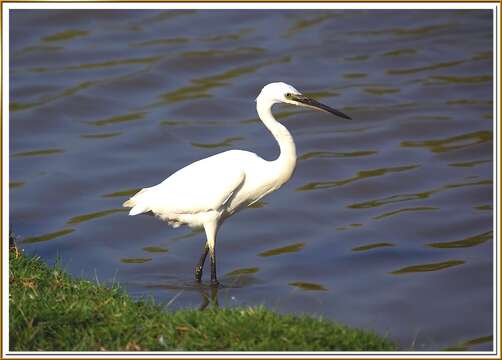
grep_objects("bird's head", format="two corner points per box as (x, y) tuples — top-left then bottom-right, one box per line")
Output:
(256, 82), (351, 120)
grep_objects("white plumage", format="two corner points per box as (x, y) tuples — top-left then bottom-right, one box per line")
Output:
(123, 82), (351, 285)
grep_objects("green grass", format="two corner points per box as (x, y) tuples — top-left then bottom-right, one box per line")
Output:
(9, 249), (396, 351)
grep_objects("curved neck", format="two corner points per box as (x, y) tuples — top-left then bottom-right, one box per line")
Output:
(256, 99), (297, 186)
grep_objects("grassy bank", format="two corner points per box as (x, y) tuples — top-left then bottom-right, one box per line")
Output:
(9, 248), (396, 351)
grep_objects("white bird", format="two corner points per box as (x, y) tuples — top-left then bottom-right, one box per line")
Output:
(123, 82), (351, 286)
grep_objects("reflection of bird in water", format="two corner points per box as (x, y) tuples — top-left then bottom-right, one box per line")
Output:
(123, 82), (351, 286)
(198, 284), (219, 310)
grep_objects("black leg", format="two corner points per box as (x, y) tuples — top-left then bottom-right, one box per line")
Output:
(210, 247), (219, 286)
(195, 242), (209, 282)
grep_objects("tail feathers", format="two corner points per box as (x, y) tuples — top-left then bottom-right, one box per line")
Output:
(122, 199), (135, 207)
(122, 188), (151, 216)
(128, 205), (149, 216)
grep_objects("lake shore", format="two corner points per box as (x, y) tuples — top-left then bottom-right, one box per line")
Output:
(9, 243), (395, 352)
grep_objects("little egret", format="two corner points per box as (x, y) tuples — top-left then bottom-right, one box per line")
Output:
(123, 82), (351, 285)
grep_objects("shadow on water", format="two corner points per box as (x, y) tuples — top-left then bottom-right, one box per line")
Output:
(144, 278), (260, 310)
(198, 285), (219, 310)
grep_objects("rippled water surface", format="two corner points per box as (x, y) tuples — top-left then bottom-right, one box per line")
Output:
(10, 9), (494, 350)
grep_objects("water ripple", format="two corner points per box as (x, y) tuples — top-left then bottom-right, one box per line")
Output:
(349, 23), (454, 37)
(86, 112), (146, 127)
(22, 228), (75, 244)
(444, 335), (493, 351)
(10, 181), (25, 189)
(382, 48), (417, 57)
(297, 165), (419, 191)
(191, 136), (243, 149)
(129, 37), (189, 48)
(391, 260), (465, 274)
(154, 56), (291, 105)
(258, 243), (305, 257)
(42, 29), (89, 42)
(429, 75), (492, 84)
(67, 208), (127, 225)
(31, 56), (161, 73)
(352, 242), (395, 252)
(182, 47), (264, 58)
(387, 60), (464, 75)
(80, 131), (122, 139)
(143, 246), (169, 253)
(13, 148), (64, 157)
(401, 130), (492, 153)
(427, 230), (492, 249)
(448, 159), (491, 168)
(372, 207), (439, 220)
(288, 281), (327, 291)
(102, 188), (141, 198)
(121, 258), (152, 264)
(349, 178), (492, 209)
(299, 150), (377, 161)
(364, 87), (400, 95)
(225, 267), (260, 277)
(284, 13), (337, 37)
(201, 28), (253, 42)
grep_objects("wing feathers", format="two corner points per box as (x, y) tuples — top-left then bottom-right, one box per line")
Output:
(123, 152), (247, 217)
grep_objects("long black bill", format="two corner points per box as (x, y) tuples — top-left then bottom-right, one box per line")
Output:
(291, 94), (352, 120)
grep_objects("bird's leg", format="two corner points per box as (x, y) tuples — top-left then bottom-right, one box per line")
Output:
(195, 242), (209, 282)
(203, 220), (220, 287)
(210, 246), (219, 286)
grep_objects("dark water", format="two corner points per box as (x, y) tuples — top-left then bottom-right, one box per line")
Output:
(10, 9), (494, 351)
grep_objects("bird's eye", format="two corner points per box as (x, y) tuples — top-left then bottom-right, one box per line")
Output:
(285, 93), (292, 98)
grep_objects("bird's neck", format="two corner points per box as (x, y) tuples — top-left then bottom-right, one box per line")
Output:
(257, 100), (297, 186)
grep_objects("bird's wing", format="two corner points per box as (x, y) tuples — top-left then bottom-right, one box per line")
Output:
(144, 152), (247, 215)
